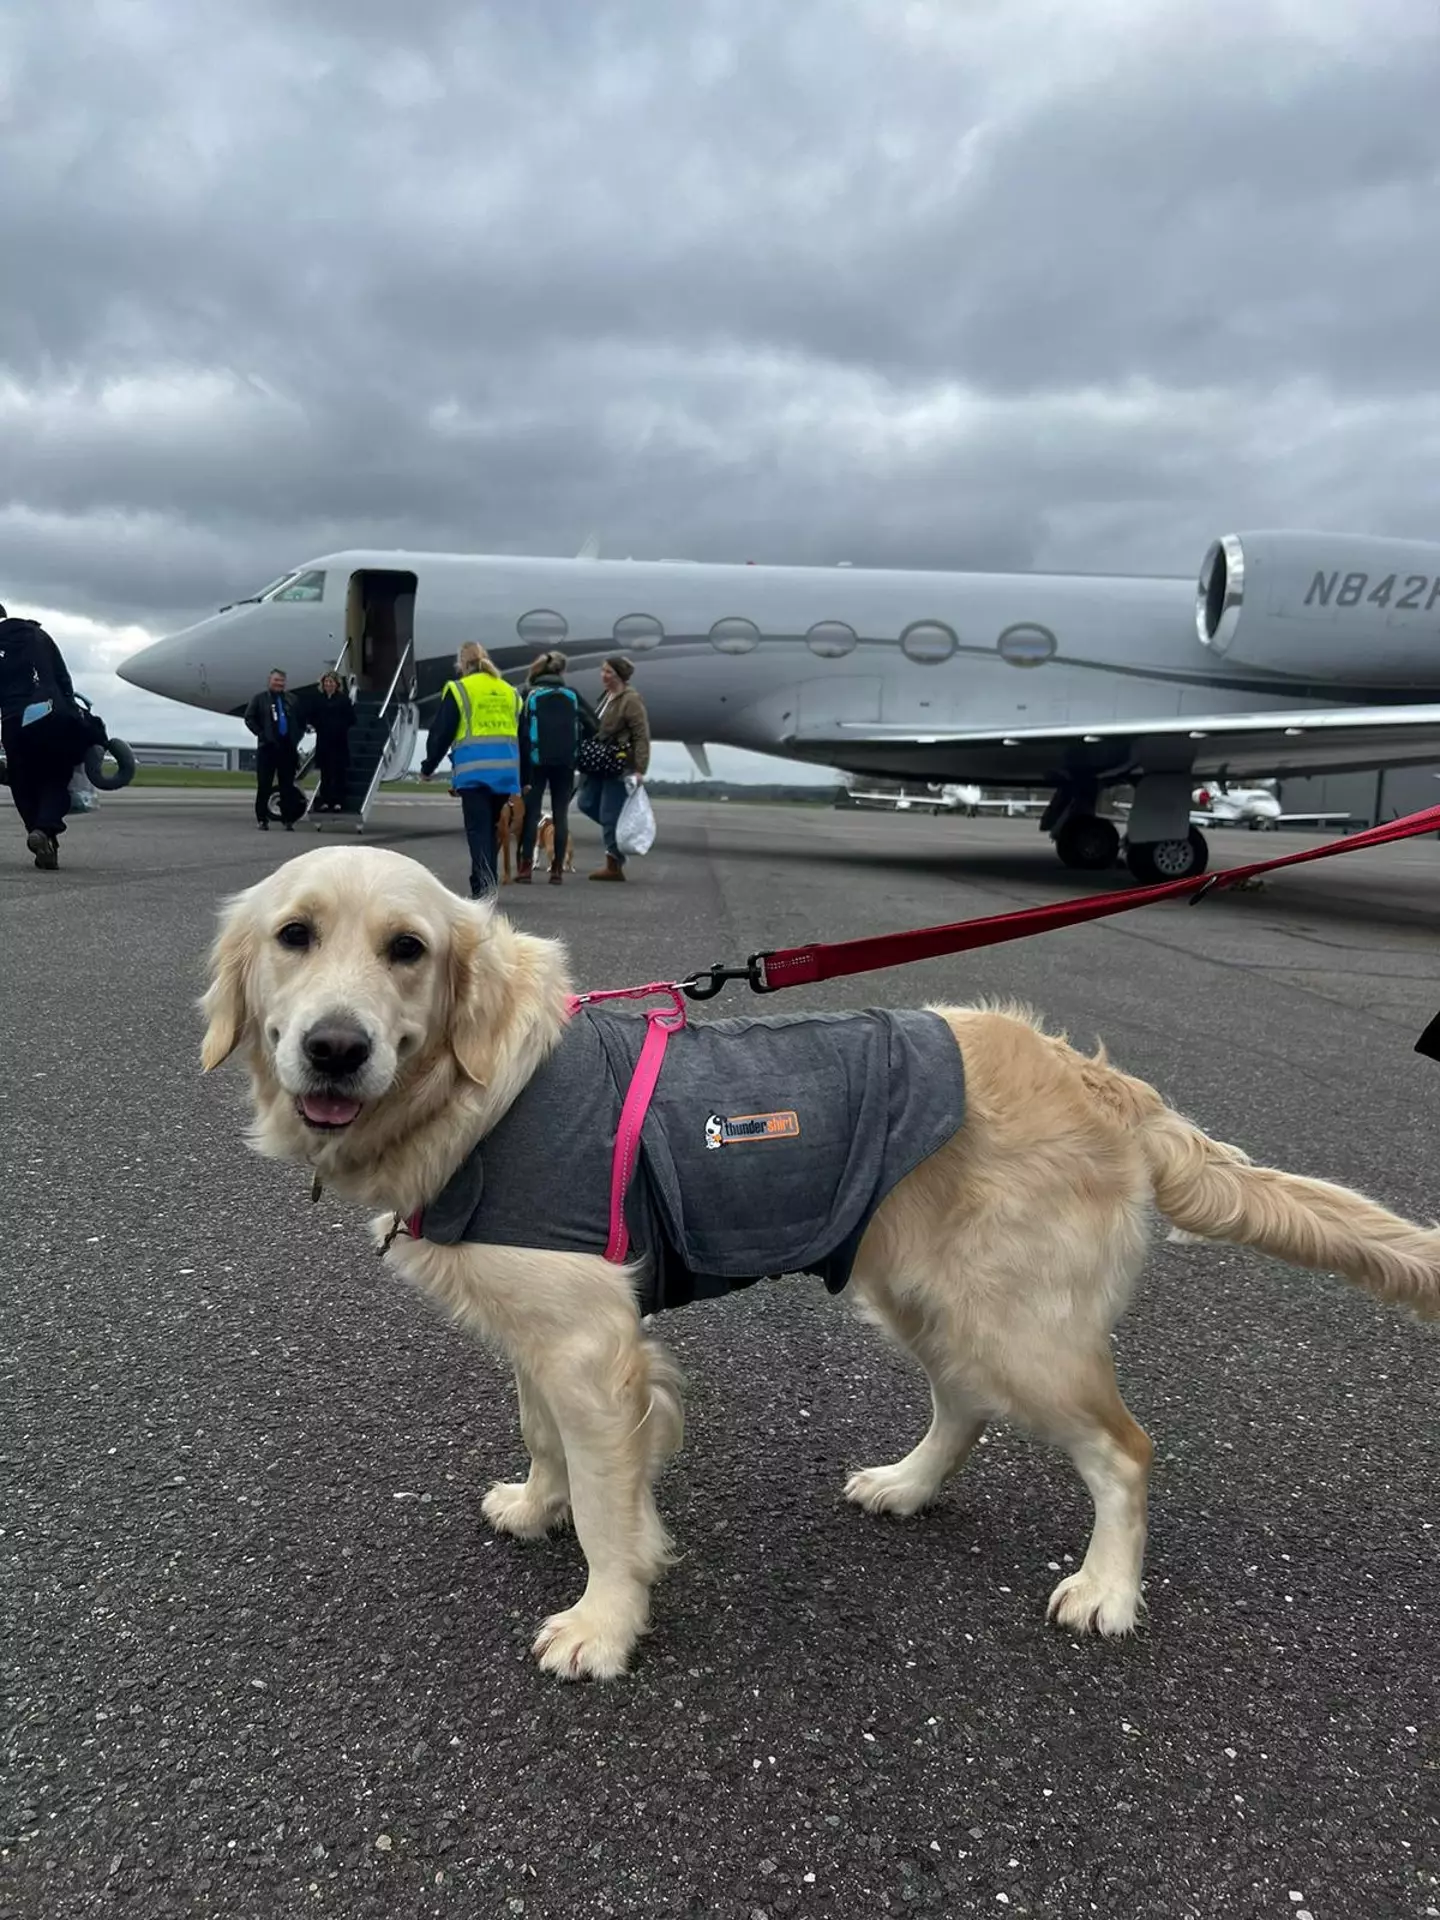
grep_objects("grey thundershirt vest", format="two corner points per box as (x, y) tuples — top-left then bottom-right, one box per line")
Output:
(414, 1003), (966, 1316)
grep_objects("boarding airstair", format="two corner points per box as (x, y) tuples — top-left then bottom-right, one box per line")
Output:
(290, 637), (420, 834)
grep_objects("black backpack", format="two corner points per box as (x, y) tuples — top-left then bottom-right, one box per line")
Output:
(526, 684), (581, 763)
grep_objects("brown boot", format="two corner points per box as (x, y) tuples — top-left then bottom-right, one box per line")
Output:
(589, 854), (625, 882)
(548, 865), (563, 885)
(514, 860), (533, 885)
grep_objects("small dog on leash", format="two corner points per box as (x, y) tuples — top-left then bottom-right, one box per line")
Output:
(199, 845), (1440, 1682)
(536, 813), (575, 874)
(495, 794), (525, 884)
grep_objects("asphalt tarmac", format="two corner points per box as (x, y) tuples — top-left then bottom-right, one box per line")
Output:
(4, 792), (1438, 1920)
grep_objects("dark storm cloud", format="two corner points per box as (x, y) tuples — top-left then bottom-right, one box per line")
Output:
(3, 0), (1440, 637)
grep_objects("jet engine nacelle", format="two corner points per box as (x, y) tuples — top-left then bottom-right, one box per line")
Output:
(1196, 530), (1440, 683)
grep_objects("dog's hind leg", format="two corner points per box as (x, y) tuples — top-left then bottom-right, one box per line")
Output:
(1039, 1357), (1153, 1638)
(965, 1304), (1152, 1637)
(481, 1364), (571, 1540)
(844, 1281), (987, 1518)
(529, 1328), (677, 1681)
(964, 1246), (1154, 1635)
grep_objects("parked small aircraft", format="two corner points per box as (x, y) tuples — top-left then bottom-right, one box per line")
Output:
(1189, 782), (1353, 832)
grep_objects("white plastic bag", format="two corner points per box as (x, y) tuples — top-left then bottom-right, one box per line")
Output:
(67, 765), (99, 815)
(616, 779), (656, 857)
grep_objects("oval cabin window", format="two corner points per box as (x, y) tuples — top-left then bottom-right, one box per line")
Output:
(805, 620), (857, 659)
(997, 622), (1057, 668)
(517, 608), (569, 646)
(613, 613), (664, 652)
(709, 616), (761, 655)
(899, 620), (957, 664)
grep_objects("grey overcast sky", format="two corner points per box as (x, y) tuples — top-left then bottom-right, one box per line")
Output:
(4, 0), (1439, 775)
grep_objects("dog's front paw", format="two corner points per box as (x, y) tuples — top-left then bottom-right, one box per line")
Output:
(481, 1479), (570, 1540)
(1046, 1568), (1143, 1638)
(843, 1464), (936, 1519)
(531, 1597), (643, 1681)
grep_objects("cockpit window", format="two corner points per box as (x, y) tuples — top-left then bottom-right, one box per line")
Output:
(267, 569), (326, 603)
(246, 571), (298, 601)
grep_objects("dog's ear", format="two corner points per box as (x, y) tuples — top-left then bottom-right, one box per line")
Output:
(199, 895), (257, 1072)
(446, 899), (500, 1085)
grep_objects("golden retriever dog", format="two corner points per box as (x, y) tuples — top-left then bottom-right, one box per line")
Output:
(536, 812), (575, 874)
(198, 845), (1439, 1682)
(495, 793), (525, 884)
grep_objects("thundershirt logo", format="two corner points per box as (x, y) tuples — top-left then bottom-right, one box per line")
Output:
(704, 1110), (801, 1150)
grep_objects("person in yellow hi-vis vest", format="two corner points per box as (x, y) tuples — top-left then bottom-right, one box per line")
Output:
(420, 641), (523, 898)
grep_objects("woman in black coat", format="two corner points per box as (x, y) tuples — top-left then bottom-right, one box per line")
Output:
(309, 673), (356, 812)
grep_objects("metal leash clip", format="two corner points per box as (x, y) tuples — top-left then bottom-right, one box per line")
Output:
(680, 951), (777, 1001)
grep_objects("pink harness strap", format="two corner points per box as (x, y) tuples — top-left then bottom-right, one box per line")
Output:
(565, 982), (688, 1264)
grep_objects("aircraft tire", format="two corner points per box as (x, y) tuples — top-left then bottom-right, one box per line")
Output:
(1054, 814), (1120, 871)
(84, 738), (137, 792)
(1125, 827), (1209, 885)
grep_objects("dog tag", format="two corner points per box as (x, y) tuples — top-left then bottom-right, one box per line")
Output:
(310, 1173), (324, 1203)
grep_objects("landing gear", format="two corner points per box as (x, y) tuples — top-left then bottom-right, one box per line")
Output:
(1042, 781), (1122, 874)
(1054, 814), (1120, 871)
(1124, 827), (1209, 885)
(1113, 772), (1208, 886)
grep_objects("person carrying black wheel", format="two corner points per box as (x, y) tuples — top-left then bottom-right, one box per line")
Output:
(0, 602), (93, 871)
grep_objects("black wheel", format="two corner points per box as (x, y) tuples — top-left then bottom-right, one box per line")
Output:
(268, 786), (310, 825)
(1125, 827), (1209, 885)
(83, 738), (137, 791)
(1055, 813), (1121, 871)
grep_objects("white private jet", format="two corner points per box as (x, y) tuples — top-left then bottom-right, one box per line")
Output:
(1188, 781), (1353, 832)
(117, 528), (1440, 882)
(839, 782), (1039, 815)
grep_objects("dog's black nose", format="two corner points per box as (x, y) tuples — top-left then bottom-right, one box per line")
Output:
(302, 1020), (372, 1078)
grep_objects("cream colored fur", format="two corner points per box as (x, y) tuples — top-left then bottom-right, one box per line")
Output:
(199, 845), (1440, 1680)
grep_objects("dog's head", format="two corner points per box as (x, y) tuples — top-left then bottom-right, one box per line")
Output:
(199, 845), (570, 1187)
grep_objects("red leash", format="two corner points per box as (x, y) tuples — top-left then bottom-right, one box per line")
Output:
(532, 803), (1440, 1271)
(679, 802), (1440, 1001)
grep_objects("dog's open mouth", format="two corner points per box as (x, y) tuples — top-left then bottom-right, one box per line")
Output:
(296, 1092), (365, 1130)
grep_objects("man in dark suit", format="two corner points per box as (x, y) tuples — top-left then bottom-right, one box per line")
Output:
(244, 668), (308, 831)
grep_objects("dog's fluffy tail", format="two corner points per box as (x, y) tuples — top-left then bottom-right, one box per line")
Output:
(1141, 1106), (1440, 1319)
(638, 1334), (686, 1472)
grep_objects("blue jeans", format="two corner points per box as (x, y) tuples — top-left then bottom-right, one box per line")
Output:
(577, 774), (628, 862)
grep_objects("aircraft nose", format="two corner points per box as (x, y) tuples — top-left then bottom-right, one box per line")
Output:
(117, 628), (195, 699)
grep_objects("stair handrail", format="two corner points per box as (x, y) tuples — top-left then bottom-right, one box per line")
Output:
(332, 634), (362, 704)
(358, 636), (417, 823)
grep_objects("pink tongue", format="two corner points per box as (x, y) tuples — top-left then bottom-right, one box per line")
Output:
(301, 1093), (363, 1126)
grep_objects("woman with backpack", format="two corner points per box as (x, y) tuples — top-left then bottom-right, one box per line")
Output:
(514, 651), (596, 885)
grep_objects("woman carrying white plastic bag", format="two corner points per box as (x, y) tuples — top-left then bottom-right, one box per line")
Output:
(615, 776), (656, 857)
(578, 655), (651, 881)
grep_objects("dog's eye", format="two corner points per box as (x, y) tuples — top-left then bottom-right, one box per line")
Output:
(277, 921), (313, 950)
(388, 933), (426, 965)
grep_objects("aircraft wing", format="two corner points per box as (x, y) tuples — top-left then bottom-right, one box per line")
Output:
(825, 703), (1440, 784)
